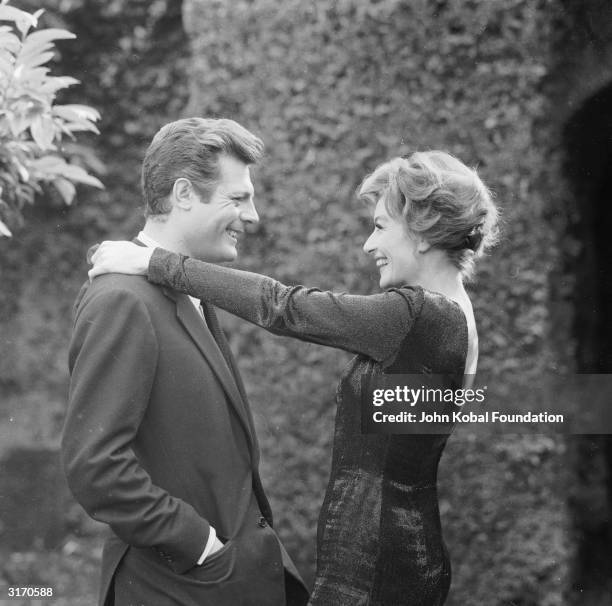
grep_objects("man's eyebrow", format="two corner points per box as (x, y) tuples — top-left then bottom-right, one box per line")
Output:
(228, 189), (254, 199)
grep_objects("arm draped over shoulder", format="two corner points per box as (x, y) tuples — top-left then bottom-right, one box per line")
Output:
(148, 248), (424, 363)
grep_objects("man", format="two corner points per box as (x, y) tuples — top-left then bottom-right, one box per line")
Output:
(62, 118), (309, 606)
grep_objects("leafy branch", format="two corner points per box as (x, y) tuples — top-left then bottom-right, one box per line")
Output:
(0, 0), (103, 237)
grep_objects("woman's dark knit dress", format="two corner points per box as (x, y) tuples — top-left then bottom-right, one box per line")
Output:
(148, 248), (468, 606)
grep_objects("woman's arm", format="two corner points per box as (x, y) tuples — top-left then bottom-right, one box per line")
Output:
(149, 248), (424, 363)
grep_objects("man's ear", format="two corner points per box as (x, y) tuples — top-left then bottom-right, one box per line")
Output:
(172, 178), (195, 209)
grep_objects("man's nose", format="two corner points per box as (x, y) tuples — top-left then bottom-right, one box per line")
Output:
(239, 200), (259, 225)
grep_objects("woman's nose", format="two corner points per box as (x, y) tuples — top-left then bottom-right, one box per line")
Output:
(363, 232), (376, 254)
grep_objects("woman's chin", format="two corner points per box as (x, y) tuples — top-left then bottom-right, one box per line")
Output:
(379, 274), (405, 290)
(378, 276), (392, 290)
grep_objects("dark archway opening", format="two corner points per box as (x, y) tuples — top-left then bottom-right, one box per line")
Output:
(566, 85), (612, 374)
(564, 83), (612, 602)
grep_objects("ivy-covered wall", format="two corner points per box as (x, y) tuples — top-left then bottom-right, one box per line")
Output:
(181, 1), (575, 604)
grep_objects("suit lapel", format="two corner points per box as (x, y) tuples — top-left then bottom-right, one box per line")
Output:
(201, 303), (261, 461)
(134, 236), (256, 454)
(162, 288), (255, 451)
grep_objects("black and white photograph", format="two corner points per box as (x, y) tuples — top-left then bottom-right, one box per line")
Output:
(1, 1), (611, 604)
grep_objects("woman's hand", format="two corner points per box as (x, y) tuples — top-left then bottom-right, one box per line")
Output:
(88, 241), (154, 281)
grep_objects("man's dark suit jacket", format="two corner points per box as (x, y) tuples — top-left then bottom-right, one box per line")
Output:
(61, 268), (308, 606)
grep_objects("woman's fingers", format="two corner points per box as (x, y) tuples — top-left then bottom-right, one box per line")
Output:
(89, 241), (113, 265)
(87, 240), (153, 282)
(87, 240), (147, 280)
(88, 265), (100, 282)
(89, 241), (117, 266)
(86, 243), (100, 265)
(87, 241), (113, 280)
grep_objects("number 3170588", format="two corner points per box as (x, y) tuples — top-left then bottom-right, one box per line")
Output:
(7, 587), (54, 598)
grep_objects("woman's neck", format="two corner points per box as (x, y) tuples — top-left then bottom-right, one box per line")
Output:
(416, 252), (466, 303)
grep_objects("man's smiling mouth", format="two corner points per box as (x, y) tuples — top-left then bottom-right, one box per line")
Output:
(226, 229), (239, 242)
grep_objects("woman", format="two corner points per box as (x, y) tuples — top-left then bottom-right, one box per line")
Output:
(90, 151), (498, 605)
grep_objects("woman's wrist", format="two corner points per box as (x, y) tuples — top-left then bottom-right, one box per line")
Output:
(148, 247), (183, 288)
(142, 247), (154, 273)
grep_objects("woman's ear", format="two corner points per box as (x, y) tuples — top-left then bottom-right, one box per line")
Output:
(172, 178), (194, 209)
(417, 236), (431, 254)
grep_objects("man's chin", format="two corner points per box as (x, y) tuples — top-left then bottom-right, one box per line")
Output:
(196, 247), (237, 263)
(222, 247), (238, 262)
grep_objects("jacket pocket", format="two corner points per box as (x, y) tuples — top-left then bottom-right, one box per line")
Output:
(184, 540), (236, 585)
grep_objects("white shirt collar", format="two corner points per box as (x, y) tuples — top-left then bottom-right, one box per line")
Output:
(137, 230), (163, 250)
(137, 231), (203, 314)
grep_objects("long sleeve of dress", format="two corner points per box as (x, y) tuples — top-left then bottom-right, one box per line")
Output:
(148, 248), (424, 363)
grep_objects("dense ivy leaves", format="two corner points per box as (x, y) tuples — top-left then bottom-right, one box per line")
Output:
(183, 1), (570, 603)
